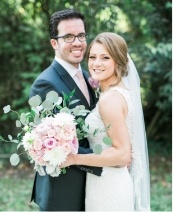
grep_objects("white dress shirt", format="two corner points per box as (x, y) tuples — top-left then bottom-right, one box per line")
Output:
(55, 56), (83, 87)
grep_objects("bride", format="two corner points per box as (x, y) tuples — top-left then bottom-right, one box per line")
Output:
(62, 32), (150, 211)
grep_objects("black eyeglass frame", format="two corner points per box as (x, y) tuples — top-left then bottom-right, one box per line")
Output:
(53, 33), (88, 43)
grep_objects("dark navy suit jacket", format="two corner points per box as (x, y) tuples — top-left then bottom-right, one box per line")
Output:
(30, 60), (102, 211)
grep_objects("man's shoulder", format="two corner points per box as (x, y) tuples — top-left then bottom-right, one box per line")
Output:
(33, 60), (60, 82)
(29, 61), (61, 99)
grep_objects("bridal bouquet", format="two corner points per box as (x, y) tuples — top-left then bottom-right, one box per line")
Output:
(1, 90), (91, 177)
(22, 112), (78, 177)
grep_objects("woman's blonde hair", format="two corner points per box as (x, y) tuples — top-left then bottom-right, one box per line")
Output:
(87, 32), (128, 85)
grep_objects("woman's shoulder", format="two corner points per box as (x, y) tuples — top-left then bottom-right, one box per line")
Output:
(98, 87), (129, 118)
(99, 87), (127, 103)
(98, 88), (125, 112)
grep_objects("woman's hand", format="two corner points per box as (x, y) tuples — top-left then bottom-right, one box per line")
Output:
(60, 154), (76, 168)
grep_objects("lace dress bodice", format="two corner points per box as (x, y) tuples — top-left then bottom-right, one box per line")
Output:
(85, 87), (134, 150)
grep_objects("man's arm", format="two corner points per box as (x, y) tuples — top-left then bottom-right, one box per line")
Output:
(75, 146), (103, 176)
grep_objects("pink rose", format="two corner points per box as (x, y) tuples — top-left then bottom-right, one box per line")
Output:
(70, 137), (79, 154)
(33, 138), (43, 150)
(61, 143), (72, 155)
(47, 129), (56, 138)
(36, 123), (52, 135)
(44, 138), (57, 149)
(60, 125), (76, 141)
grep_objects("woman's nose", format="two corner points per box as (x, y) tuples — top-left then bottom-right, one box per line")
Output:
(93, 58), (102, 66)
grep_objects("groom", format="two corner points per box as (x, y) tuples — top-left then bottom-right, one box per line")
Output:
(29, 9), (103, 211)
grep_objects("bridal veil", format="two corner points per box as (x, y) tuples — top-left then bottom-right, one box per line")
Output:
(123, 55), (151, 211)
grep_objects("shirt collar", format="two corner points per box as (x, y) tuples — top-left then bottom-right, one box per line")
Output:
(55, 56), (82, 78)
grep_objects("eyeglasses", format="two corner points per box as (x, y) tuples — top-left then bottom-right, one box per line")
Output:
(53, 33), (88, 43)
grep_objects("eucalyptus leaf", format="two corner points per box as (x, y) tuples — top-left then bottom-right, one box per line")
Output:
(42, 100), (54, 110)
(29, 122), (35, 127)
(76, 110), (89, 116)
(28, 95), (42, 107)
(71, 107), (80, 115)
(16, 120), (22, 128)
(93, 144), (103, 155)
(103, 137), (112, 145)
(12, 139), (19, 143)
(3, 105), (11, 113)
(17, 142), (23, 150)
(46, 91), (59, 103)
(76, 117), (83, 123)
(31, 105), (43, 115)
(20, 113), (26, 125)
(82, 125), (90, 133)
(77, 105), (85, 110)
(69, 99), (80, 106)
(55, 97), (63, 106)
(56, 105), (62, 111)
(34, 114), (41, 125)
(10, 153), (20, 166)
(36, 105), (43, 112)
(60, 107), (71, 113)
(8, 135), (12, 141)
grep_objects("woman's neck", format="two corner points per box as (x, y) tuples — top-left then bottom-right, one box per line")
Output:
(100, 80), (125, 92)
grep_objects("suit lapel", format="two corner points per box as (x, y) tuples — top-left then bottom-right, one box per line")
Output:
(51, 60), (90, 108)
(83, 71), (96, 109)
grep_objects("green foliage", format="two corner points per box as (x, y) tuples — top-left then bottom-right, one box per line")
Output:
(143, 41), (172, 141)
(149, 140), (172, 211)
(0, 165), (39, 211)
(0, 1), (171, 147)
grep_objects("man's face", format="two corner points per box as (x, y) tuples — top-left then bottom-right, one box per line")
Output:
(53, 19), (87, 68)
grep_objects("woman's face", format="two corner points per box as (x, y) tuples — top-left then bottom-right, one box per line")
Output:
(88, 43), (116, 85)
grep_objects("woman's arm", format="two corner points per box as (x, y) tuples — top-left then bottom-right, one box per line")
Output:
(62, 91), (132, 168)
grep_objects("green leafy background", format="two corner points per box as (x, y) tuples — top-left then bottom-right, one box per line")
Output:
(0, 0), (171, 211)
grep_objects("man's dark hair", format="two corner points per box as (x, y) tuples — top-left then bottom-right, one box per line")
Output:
(49, 9), (86, 39)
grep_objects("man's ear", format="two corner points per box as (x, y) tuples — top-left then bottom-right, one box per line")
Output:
(50, 39), (58, 50)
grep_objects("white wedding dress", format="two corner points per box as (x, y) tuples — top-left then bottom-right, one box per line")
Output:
(85, 87), (134, 211)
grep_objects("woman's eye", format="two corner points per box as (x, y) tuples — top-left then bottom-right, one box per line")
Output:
(89, 56), (95, 59)
(102, 57), (110, 60)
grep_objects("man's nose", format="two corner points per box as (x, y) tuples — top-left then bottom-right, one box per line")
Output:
(72, 37), (82, 45)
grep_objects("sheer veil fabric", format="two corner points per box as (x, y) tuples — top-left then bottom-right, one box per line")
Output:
(123, 55), (151, 211)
